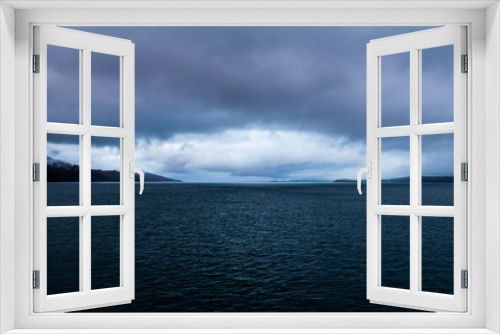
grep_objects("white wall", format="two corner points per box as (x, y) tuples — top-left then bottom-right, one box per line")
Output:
(0, 2), (16, 333)
(486, 2), (500, 333)
(4, 4), (496, 332)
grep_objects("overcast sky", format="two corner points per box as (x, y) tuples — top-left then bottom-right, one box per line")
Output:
(46, 26), (454, 182)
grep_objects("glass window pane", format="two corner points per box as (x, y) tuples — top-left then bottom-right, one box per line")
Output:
(421, 133), (454, 206)
(92, 52), (121, 127)
(91, 216), (121, 290)
(47, 45), (80, 124)
(421, 217), (454, 295)
(47, 217), (80, 295)
(91, 137), (121, 206)
(47, 134), (80, 206)
(381, 136), (410, 205)
(381, 52), (410, 127)
(421, 45), (454, 124)
(381, 215), (410, 290)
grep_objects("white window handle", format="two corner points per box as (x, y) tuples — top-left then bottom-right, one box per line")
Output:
(129, 162), (145, 195)
(357, 162), (372, 195)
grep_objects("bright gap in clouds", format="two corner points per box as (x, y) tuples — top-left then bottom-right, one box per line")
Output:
(48, 128), (417, 183)
(47, 26), (453, 182)
(135, 129), (367, 182)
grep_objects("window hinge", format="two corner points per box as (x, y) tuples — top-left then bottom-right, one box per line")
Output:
(461, 270), (468, 289)
(33, 54), (40, 73)
(33, 163), (40, 182)
(461, 162), (468, 181)
(33, 270), (40, 289)
(461, 54), (468, 73)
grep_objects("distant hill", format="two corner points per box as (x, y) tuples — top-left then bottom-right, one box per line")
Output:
(384, 176), (453, 182)
(334, 176), (453, 183)
(333, 179), (357, 183)
(269, 180), (330, 183)
(47, 156), (180, 182)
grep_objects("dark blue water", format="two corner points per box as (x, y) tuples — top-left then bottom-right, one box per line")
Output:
(46, 182), (454, 312)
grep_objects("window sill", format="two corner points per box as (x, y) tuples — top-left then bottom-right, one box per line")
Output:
(4, 329), (497, 334)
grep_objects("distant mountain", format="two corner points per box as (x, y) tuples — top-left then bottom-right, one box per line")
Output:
(334, 176), (453, 183)
(47, 157), (79, 182)
(333, 179), (357, 183)
(47, 156), (180, 182)
(384, 176), (453, 182)
(269, 180), (329, 183)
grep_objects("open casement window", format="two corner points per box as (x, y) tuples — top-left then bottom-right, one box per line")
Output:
(33, 26), (139, 312)
(365, 26), (467, 312)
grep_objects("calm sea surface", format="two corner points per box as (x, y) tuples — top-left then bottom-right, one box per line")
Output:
(46, 182), (454, 312)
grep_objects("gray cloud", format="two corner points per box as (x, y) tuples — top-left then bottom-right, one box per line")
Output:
(53, 27), (441, 139)
(46, 26), (454, 181)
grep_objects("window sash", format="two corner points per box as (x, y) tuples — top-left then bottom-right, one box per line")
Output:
(33, 25), (136, 313)
(366, 26), (468, 312)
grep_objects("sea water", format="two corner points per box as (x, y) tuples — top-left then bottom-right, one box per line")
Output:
(46, 182), (454, 312)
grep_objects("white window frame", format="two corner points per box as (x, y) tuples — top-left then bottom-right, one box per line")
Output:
(33, 25), (136, 313)
(1, 1), (499, 333)
(366, 26), (468, 312)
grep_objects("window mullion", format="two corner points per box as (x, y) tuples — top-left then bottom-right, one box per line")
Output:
(82, 48), (92, 294)
(409, 47), (420, 294)
(78, 48), (84, 293)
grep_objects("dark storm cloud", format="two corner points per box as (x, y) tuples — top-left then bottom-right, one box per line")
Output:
(46, 26), (455, 180)
(51, 26), (440, 141)
(91, 52), (121, 127)
(47, 45), (80, 124)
